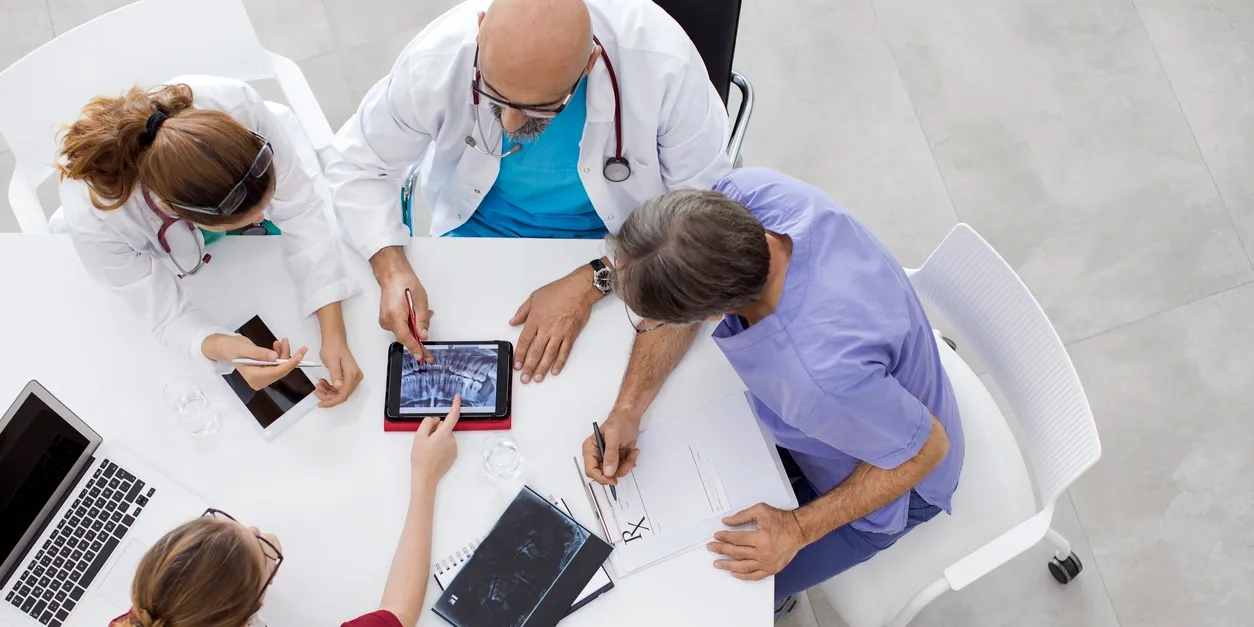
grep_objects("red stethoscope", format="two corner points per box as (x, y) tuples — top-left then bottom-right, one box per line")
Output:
(141, 186), (267, 278)
(466, 35), (630, 183)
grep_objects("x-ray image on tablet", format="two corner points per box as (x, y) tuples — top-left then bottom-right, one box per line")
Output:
(399, 344), (502, 415)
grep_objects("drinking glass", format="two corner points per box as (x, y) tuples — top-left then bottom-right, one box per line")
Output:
(481, 433), (523, 480)
(163, 376), (222, 436)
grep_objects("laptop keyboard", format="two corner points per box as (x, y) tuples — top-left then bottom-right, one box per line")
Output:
(4, 459), (155, 627)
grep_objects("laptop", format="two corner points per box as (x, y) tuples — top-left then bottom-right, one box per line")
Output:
(0, 381), (209, 627)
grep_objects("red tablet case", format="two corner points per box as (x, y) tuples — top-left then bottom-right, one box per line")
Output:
(383, 341), (512, 432)
(383, 414), (511, 432)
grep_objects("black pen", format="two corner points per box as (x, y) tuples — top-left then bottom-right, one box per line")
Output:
(592, 422), (618, 502)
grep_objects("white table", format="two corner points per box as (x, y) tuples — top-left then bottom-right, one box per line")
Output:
(0, 234), (777, 626)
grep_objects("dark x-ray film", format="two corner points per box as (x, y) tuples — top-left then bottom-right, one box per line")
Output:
(400, 344), (498, 414)
(433, 487), (613, 627)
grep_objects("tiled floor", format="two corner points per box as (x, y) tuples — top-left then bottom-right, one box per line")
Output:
(4, 0), (1253, 625)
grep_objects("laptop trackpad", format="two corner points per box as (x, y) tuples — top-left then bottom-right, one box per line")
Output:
(96, 539), (148, 608)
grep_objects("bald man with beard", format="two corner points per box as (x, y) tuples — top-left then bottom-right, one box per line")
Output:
(328, 0), (730, 383)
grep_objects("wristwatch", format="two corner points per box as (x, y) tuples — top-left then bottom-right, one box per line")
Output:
(589, 258), (613, 296)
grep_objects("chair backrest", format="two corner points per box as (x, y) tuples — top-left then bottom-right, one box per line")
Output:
(908, 225), (1101, 506)
(0, 0), (273, 228)
(652, 0), (742, 104)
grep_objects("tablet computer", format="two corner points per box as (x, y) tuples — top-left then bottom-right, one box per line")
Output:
(385, 341), (512, 421)
(221, 315), (319, 440)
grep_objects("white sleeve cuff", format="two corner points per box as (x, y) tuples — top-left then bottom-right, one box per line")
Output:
(355, 227), (412, 264)
(188, 326), (236, 375)
(298, 278), (360, 320)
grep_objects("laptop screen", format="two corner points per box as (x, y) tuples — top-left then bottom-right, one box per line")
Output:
(0, 391), (93, 574)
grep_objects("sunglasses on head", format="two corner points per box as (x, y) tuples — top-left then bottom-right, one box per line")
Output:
(170, 133), (274, 217)
(202, 508), (283, 601)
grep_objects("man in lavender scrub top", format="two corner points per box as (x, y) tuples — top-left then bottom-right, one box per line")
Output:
(580, 167), (964, 613)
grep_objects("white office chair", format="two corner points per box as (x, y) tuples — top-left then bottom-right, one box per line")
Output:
(816, 224), (1102, 627)
(0, 0), (334, 234)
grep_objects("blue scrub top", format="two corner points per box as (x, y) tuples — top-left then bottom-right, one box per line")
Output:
(448, 78), (607, 239)
(709, 168), (965, 536)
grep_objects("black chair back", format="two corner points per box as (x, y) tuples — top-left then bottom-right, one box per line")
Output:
(652, 0), (743, 105)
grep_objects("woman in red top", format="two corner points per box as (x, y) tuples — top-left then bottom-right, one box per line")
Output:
(108, 399), (464, 627)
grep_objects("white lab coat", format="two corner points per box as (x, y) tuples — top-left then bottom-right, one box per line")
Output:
(326, 0), (732, 260)
(61, 76), (354, 369)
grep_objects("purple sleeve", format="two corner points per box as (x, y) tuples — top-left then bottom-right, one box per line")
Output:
(801, 369), (932, 470)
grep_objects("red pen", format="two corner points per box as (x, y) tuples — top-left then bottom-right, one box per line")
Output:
(405, 288), (427, 368)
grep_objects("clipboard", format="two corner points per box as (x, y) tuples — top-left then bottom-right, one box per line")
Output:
(573, 392), (797, 576)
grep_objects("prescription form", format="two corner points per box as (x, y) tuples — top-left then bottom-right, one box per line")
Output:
(576, 392), (798, 575)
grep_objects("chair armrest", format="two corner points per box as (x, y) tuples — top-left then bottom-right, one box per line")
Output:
(268, 51), (335, 152)
(8, 175), (49, 234)
(942, 505), (1056, 591)
(726, 71), (754, 165)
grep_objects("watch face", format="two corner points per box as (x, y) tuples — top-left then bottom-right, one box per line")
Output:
(594, 267), (613, 293)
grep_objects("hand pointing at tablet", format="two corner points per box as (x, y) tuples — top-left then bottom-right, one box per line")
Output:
(411, 394), (461, 483)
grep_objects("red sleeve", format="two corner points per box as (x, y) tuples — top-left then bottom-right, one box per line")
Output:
(341, 610), (402, 627)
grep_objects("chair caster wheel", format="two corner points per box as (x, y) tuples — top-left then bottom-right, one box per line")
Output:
(1048, 553), (1083, 584)
(942, 336), (957, 351)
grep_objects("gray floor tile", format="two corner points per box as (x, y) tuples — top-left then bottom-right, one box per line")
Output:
(779, 590), (820, 627)
(0, 150), (17, 233)
(808, 371), (1118, 626)
(338, 26), (425, 104)
(873, 0), (1253, 343)
(0, 0), (54, 70)
(733, 0), (957, 267)
(323, 0), (458, 50)
(243, 0), (336, 63)
(808, 498), (1119, 626)
(917, 496), (1118, 627)
(297, 52), (356, 131)
(1067, 282), (1254, 626)
(248, 51), (354, 135)
(1133, 0), (1254, 265)
(47, 0), (134, 35)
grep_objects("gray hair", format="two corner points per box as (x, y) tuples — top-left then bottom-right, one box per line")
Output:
(609, 190), (770, 324)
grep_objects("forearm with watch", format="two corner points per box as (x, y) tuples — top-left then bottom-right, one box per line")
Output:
(587, 256), (614, 301)
(792, 416), (950, 543)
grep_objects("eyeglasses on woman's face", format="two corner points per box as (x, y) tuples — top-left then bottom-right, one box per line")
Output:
(203, 509), (283, 600)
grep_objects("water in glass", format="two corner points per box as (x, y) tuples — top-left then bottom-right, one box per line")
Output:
(163, 377), (221, 436)
(481, 433), (523, 480)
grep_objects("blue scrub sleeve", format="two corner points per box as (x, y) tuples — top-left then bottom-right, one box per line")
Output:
(800, 370), (932, 470)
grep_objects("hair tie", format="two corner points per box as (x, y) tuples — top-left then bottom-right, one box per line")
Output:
(140, 111), (169, 147)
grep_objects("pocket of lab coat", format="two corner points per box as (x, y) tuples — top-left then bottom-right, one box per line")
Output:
(430, 143), (502, 236)
(603, 158), (665, 220)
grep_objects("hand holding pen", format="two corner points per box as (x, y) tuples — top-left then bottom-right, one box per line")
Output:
(233, 338), (309, 391)
(593, 422), (617, 501)
(405, 288), (435, 366)
(582, 415), (641, 493)
(373, 250), (435, 364)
